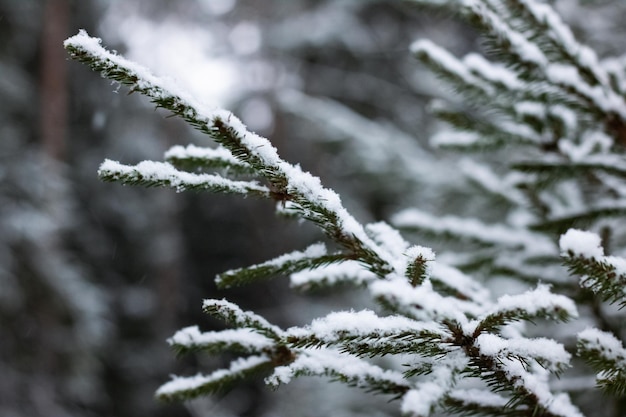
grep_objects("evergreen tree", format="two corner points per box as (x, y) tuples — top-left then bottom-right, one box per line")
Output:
(64, 1), (626, 416)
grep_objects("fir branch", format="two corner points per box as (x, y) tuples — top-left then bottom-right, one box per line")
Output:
(98, 159), (270, 196)
(443, 312), (582, 417)
(393, 208), (552, 252)
(167, 326), (274, 356)
(531, 205), (626, 235)
(560, 229), (626, 307)
(430, 107), (540, 149)
(475, 284), (577, 334)
(202, 299), (284, 341)
(401, 367), (457, 417)
(284, 310), (449, 357)
(499, 0), (608, 88)
(164, 144), (257, 175)
(289, 260), (377, 292)
(265, 349), (411, 399)
(443, 389), (522, 417)
(371, 278), (481, 322)
(411, 38), (494, 103)
(215, 243), (347, 289)
(64, 30), (396, 278)
(431, 263), (491, 304)
(404, 245), (436, 287)
(155, 355), (273, 402)
(578, 328), (626, 397)
(512, 159), (626, 183)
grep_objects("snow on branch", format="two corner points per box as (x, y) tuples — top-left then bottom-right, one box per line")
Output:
(410, 0), (626, 151)
(285, 309), (449, 357)
(167, 326), (274, 356)
(560, 229), (626, 306)
(577, 328), (626, 396)
(404, 245), (436, 287)
(202, 299), (284, 340)
(164, 144), (257, 175)
(475, 333), (571, 374)
(371, 277), (482, 322)
(393, 207), (552, 253)
(156, 355), (272, 402)
(505, 0), (609, 87)
(402, 364), (461, 417)
(512, 155), (626, 184)
(445, 389), (510, 416)
(215, 243), (346, 288)
(289, 260), (377, 291)
(66, 26), (594, 417)
(64, 30), (399, 279)
(475, 284), (578, 333)
(98, 159), (270, 196)
(411, 39), (494, 101)
(265, 349), (410, 398)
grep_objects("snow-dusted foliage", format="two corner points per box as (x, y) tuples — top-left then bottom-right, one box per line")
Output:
(65, 0), (626, 415)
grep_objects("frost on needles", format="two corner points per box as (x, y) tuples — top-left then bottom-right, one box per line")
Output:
(65, 0), (626, 414)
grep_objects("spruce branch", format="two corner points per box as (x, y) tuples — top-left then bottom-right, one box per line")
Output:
(474, 284), (577, 334)
(577, 328), (626, 397)
(531, 205), (626, 236)
(444, 389), (523, 417)
(404, 245), (436, 287)
(155, 355), (273, 402)
(64, 30), (396, 278)
(560, 229), (626, 306)
(167, 326), (274, 356)
(98, 159), (270, 196)
(512, 158), (626, 184)
(411, 39), (494, 103)
(284, 310), (449, 358)
(202, 299), (284, 341)
(498, 0), (608, 88)
(430, 107), (540, 150)
(393, 208), (552, 251)
(164, 144), (257, 175)
(215, 243), (347, 289)
(265, 349), (411, 400)
(289, 260), (377, 292)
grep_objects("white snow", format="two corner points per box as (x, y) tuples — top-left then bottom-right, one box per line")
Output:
(98, 159), (268, 194)
(578, 328), (626, 365)
(463, 52), (523, 90)
(430, 131), (481, 148)
(404, 245), (436, 278)
(401, 353), (467, 417)
(487, 284), (578, 321)
(559, 229), (604, 258)
(202, 299), (284, 337)
(475, 333), (571, 372)
(156, 354), (270, 397)
(168, 326), (273, 351)
(266, 348), (407, 387)
(448, 389), (508, 408)
(431, 262), (490, 304)
(370, 277), (481, 322)
(366, 222), (410, 255)
(392, 208), (553, 254)
(459, 159), (527, 205)
(290, 260), (376, 289)
(411, 39), (493, 96)
(286, 309), (446, 342)
(164, 144), (247, 167)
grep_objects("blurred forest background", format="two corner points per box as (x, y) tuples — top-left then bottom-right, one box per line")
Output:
(2, 1), (626, 416)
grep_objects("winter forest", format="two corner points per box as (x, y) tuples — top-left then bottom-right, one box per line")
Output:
(4, 0), (626, 416)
